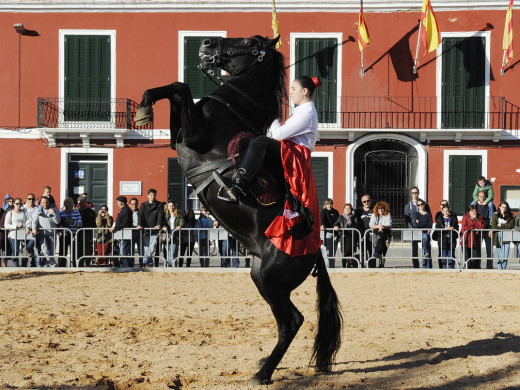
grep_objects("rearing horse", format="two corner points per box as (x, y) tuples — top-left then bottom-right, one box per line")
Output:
(135, 35), (342, 385)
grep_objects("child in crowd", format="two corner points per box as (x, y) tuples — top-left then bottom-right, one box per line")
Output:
(41, 186), (56, 209)
(471, 176), (495, 215)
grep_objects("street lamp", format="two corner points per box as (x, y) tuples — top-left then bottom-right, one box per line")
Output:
(13, 23), (27, 35)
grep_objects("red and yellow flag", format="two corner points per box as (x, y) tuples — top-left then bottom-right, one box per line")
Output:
(358, 0), (371, 52)
(503, 0), (514, 64)
(272, 0), (281, 49)
(421, 0), (441, 55)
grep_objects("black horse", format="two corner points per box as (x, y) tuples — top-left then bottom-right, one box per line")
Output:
(135, 35), (342, 385)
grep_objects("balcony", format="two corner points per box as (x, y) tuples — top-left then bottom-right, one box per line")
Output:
(37, 98), (153, 148)
(287, 96), (520, 142)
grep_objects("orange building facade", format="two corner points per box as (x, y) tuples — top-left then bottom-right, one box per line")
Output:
(1, 1), (519, 225)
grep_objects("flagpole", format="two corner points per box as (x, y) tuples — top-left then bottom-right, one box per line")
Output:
(361, 48), (365, 76)
(413, 19), (423, 74)
(501, 50), (507, 76)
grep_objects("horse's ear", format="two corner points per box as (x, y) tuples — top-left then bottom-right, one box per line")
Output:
(268, 35), (280, 49)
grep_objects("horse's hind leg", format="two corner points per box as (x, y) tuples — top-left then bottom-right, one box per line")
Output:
(249, 258), (306, 385)
(251, 291), (304, 385)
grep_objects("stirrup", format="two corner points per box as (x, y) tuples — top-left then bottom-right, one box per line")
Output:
(213, 171), (239, 203)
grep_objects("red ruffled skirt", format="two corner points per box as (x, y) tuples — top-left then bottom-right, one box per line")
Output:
(264, 141), (321, 257)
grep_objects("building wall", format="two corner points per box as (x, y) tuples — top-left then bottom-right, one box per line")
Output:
(0, 139), (61, 204)
(2, 9), (519, 130)
(1, 6), (519, 215)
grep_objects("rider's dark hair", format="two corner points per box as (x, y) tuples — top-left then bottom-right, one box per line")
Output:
(294, 76), (319, 98)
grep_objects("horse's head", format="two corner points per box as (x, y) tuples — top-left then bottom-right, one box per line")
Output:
(199, 35), (280, 75)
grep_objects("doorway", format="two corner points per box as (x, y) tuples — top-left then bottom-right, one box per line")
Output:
(67, 154), (108, 210)
(354, 139), (418, 227)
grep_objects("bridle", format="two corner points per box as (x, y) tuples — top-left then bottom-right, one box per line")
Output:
(197, 37), (276, 135)
(199, 36), (268, 69)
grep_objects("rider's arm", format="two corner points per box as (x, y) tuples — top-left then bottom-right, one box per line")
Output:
(270, 108), (313, 141)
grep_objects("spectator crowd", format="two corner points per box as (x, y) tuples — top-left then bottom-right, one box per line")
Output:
(321, 176), (520, 270)
(0, 187), (246, 269)
(2, 176), (520, 270)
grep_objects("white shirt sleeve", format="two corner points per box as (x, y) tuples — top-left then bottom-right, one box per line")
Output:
(270, 108), (312, 141)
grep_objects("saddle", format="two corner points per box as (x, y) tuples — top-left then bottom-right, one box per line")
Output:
(223, 132), (282, 207)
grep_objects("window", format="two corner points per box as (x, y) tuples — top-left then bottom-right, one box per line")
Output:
(500, 186), (520, 212)
(448, 155), (482, 215)
(64, 35), (111, 121)
(167, 158), (187, 211)
(438, 32), (490, 130)
(311, 156), (329, 208)
(292, 35), (341, 125)
(179, 32), (226, 100)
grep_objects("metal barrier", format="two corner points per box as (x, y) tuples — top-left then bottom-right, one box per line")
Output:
(321, 228), (363, 268)
(75, 227), (167, 268)
(362, 227), (462, 269)
(461, 228), (520, 269)
(3, 225), (520, 270)
(171, 228), (251, 268)
(0, 227), (73, 267)
(431, 228), (461, 269)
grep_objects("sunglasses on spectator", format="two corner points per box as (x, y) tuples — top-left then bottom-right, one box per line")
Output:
(362, 200), (371, 203)
(14, 202), (22, 205)
(27, 197), (35, 200)
(411, 191), (419, 194)
(417, 203), (424, 206)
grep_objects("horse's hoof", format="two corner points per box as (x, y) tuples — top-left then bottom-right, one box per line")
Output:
(248, 376), (271, 386)
(135, 106), (153, 126)
(256, 357), (268, 369)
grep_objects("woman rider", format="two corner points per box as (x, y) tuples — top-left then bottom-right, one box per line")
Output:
(219, 75), (321, 256)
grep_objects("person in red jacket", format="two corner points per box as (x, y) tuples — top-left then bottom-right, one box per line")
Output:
(460, 205), (485, 269)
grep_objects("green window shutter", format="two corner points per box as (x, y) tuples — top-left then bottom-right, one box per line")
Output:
(184, 36), (221, 99)
(168, 158), (186, 211)
(449, 155), (482, 215)
(295, 38), (338, 123)
(65, 35), (111, 121)
(441, 37), (485, 129)
(311, 157), (328, 210)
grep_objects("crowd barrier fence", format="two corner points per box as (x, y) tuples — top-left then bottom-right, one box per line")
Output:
(1, 226), (520, 269)
(0, 227), (252, 268)
(461, 228), (520, 269)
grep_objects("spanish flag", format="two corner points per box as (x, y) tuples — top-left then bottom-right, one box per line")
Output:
(421, 0), (441, 55)
(272, 0), (281, 49)
(358, 0), (371, 52)
(503, 0), (514, 65)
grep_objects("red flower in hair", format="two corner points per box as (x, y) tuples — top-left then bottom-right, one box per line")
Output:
(311, 77), (320, 88)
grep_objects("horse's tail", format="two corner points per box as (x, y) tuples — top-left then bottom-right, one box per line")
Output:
(310, 250), (343, 372)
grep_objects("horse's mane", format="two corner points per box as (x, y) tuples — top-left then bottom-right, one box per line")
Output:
(250, 35), (287, 135)
(270, 48), (288, 131)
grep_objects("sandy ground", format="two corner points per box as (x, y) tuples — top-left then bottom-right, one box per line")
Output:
(0, 269), (519, 390)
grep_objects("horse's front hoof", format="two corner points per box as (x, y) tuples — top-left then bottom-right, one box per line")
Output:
(248, 376), (271, 386)
(135, 106), (153, 126)
(256, 357), (268, 370)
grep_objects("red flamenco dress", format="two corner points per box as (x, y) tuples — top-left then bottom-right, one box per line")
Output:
(264, 140), (321, 257)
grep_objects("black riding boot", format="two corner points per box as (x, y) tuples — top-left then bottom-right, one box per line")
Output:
(218, 140), (266, 202)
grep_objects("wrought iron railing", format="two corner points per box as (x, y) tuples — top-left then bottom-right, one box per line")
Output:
(283, 96), (520, 130)
(37, 98), (153, 130)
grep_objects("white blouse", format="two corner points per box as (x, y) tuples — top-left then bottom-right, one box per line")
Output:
(270, 101), (318, 151)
